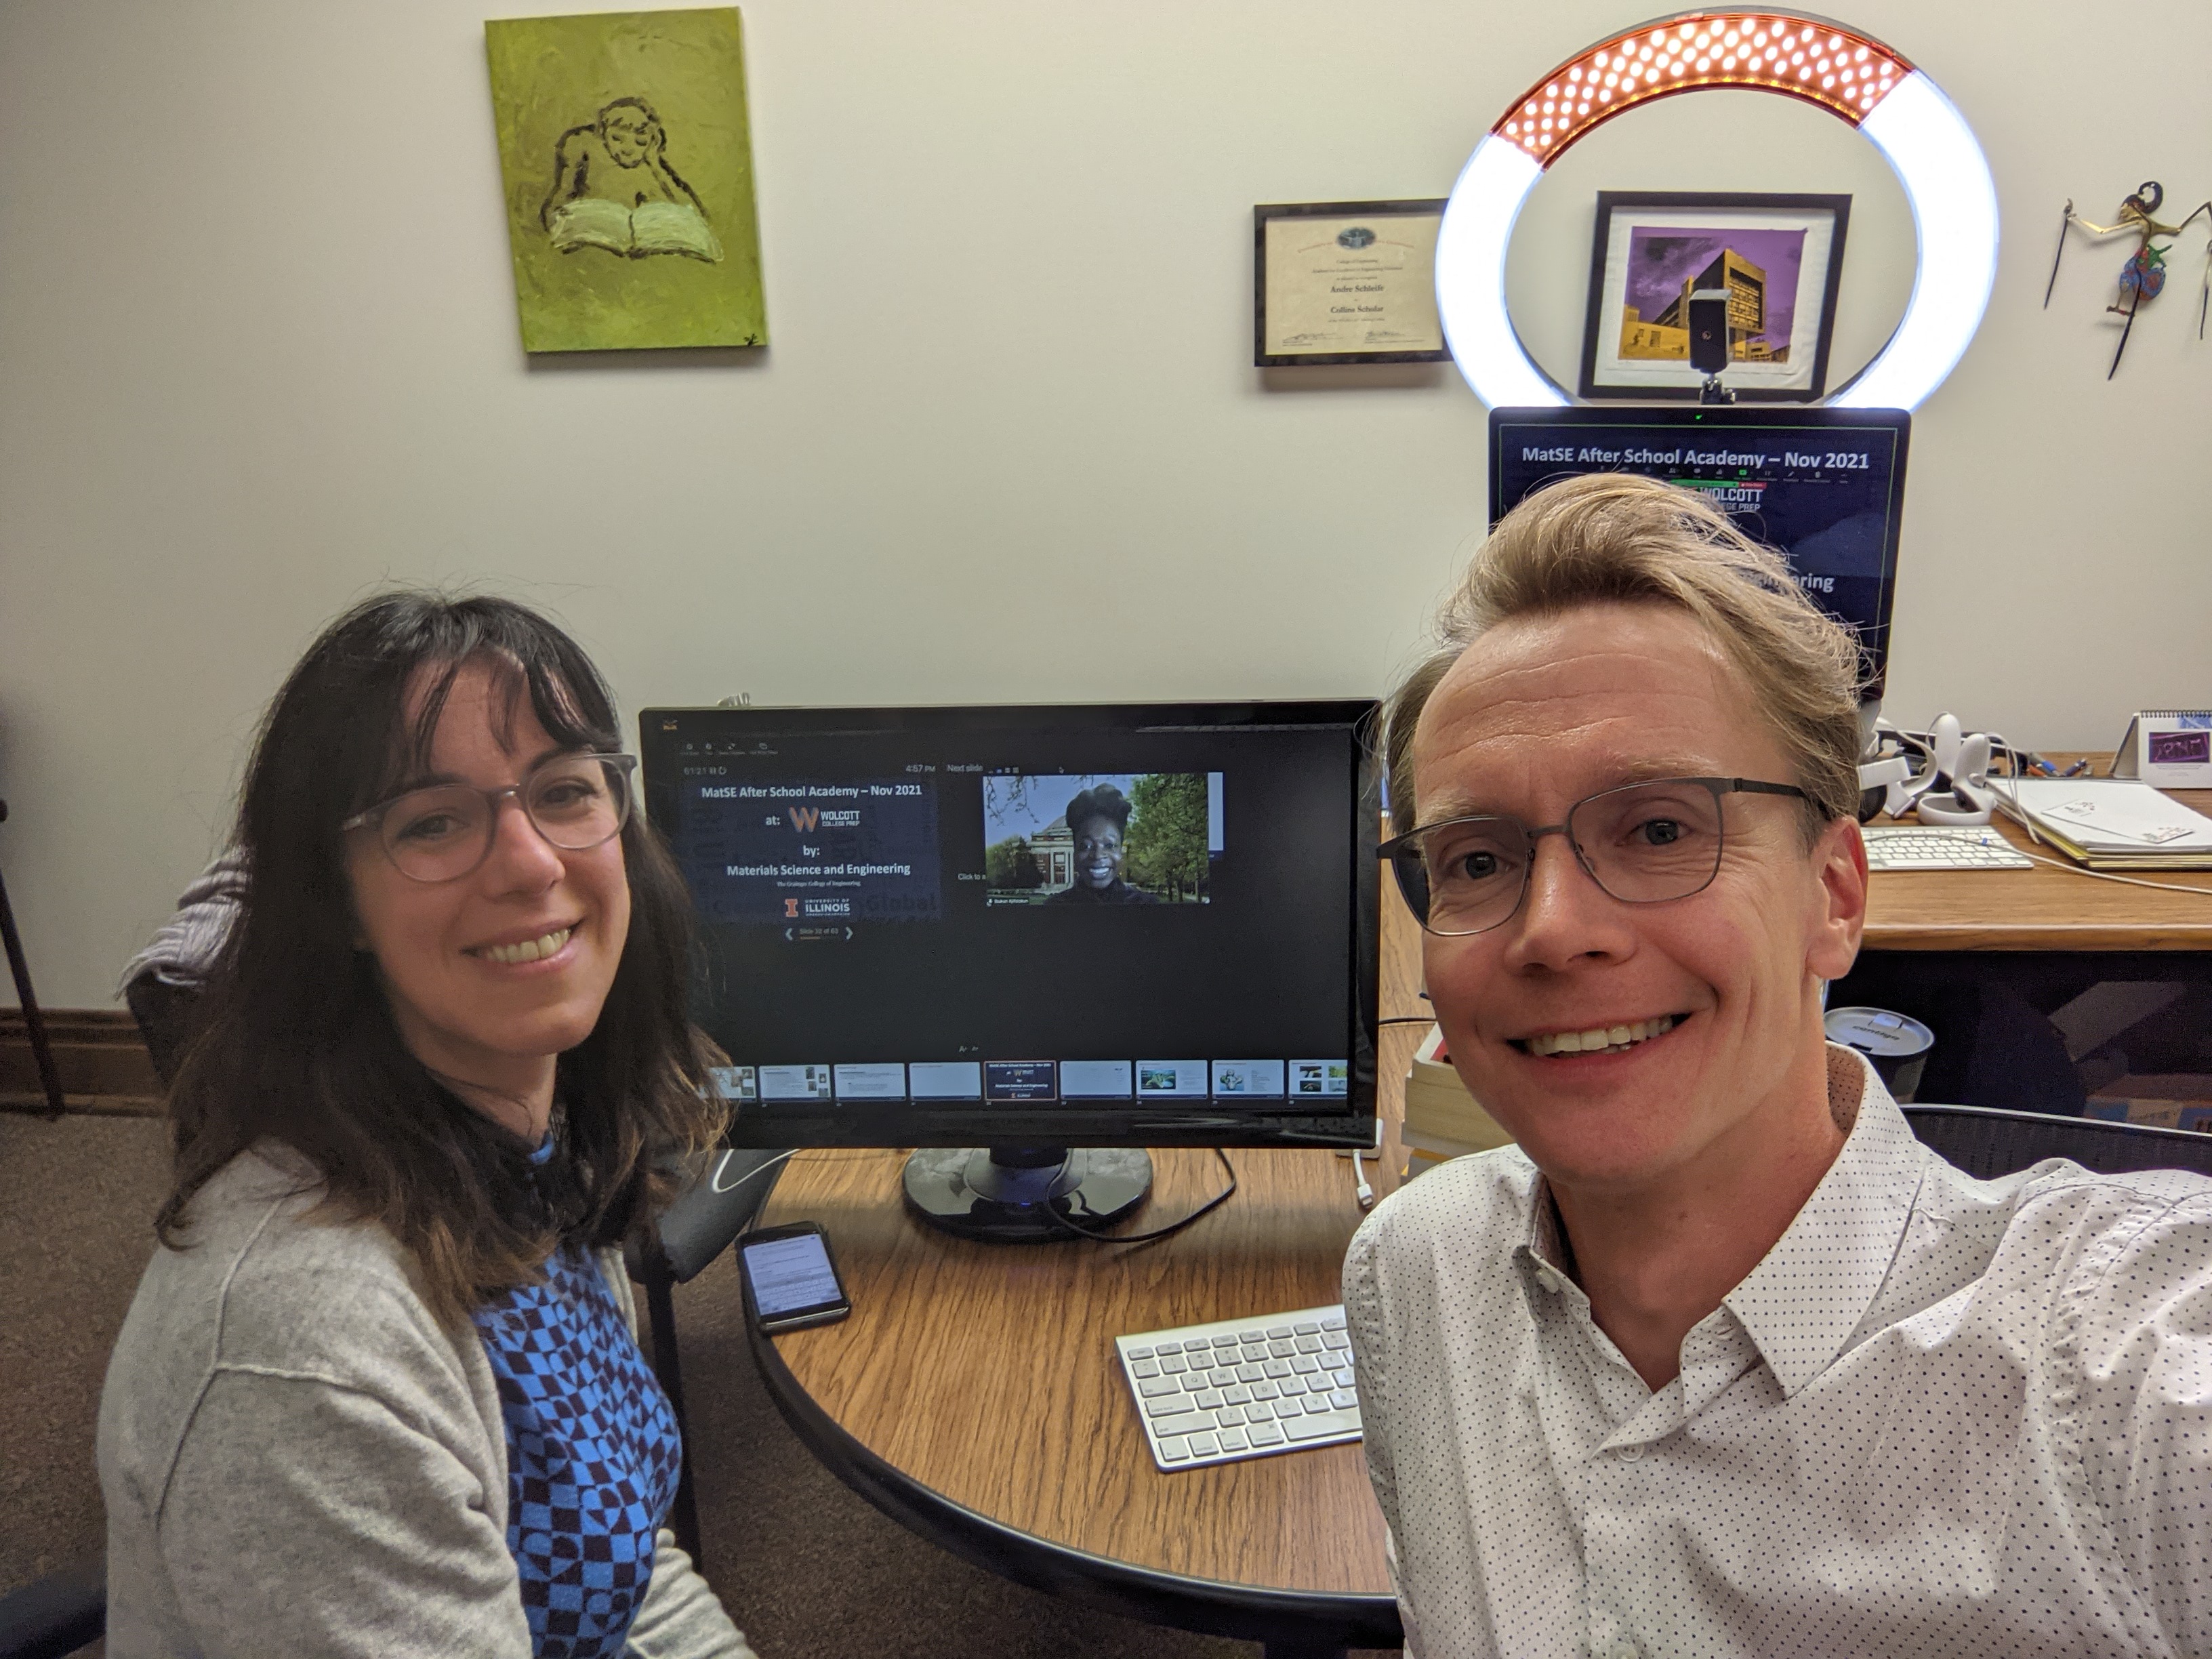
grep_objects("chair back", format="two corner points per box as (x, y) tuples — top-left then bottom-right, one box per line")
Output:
(1903, 1103), (2212, 1181)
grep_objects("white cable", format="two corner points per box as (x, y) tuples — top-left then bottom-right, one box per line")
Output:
(1351, 1148), (1376, 1210)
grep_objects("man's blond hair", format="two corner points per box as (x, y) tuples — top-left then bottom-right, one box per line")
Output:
(1384, 472), (1864, 838)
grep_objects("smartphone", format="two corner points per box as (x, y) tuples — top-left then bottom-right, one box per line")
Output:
(738, 1222), (851, 1332)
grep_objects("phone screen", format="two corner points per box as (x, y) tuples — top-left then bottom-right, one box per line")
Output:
(741, 1230), (845, 1319)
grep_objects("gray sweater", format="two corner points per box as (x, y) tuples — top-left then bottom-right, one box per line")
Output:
(96, 1149), (757, 1658)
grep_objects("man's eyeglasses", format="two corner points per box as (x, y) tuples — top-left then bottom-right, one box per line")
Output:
(342, 752), (638, 884)
(1377, 777), (1811, 937)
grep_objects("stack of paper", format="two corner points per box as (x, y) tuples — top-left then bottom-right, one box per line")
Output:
(1401, 1025), (1515, 1178)
(1996, 778), (2212, 871)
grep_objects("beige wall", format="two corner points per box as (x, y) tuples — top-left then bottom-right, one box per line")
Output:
(3, 0), (2209, 1005)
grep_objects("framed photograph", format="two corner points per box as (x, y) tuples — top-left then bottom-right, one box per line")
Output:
(1254, 201), (1450, 367)
(1579, 192), (1849, 401)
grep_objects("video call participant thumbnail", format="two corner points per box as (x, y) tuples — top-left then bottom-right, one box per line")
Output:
(1344, 475), (2212, 1656)
(1046, 783), (1161, 905)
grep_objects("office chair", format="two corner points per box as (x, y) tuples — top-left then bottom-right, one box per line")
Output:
(1902, 1103), (2212, 1180)
(0, 801), (66, 1116)
(626, 1145), (790, 1570)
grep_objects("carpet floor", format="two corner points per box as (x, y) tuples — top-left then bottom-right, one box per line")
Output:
(1, 1112), (1265, 1658)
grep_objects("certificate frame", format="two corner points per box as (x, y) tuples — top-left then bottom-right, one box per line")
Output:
(1254, 199), (1450, 367)
(1579, 191), (1850, 402)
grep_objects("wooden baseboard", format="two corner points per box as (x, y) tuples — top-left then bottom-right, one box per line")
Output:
(1, 1008), (162, 1113)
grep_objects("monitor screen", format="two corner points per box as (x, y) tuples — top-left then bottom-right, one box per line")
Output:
(1488, 406), (1910, 697)
(640, 702), (1381, 1149)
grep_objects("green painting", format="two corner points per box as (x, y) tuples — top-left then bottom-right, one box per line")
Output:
(487, 8), (766, 352)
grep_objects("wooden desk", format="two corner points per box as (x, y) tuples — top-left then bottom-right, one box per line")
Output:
(752, 899), (1428, 1656)
(1862, 785), (2212, 953)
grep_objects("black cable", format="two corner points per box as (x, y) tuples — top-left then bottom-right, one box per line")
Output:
(1378, 1015), (1434, 1027)
(1042, 1148), (1239, 1245)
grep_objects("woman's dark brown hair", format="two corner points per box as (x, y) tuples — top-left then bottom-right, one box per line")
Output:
(157, 592), (726, 1326)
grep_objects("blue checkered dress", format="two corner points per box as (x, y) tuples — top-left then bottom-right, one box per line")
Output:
(472, 1210), (683, 1657)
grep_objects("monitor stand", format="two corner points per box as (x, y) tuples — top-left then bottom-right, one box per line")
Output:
(902, 1145), (1151, 1243)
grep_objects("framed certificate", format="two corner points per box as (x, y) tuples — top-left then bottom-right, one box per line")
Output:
(1254, 200), (1449, 367)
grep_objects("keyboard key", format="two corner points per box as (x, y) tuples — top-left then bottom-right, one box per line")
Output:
(1138, 1376), (1182, 1399)
(1159, 1436), (1191, 1461)
(1305, 1395), (1334, 1414)
(1292, 1355), (1320, 1374)
(1332, 1367), (1354, 1388)
(1189, 1433), (1220, 1456)
(1151, 1410), (1212, 1437)
(1147, 1394), (1198, 1417)
(1251, 1380), (1280, 1400)
(1267, 1326), (1293, 1340)
(1224, 1386), (1253, 1406)
(1269, 1340), (1295, 1357)
(1210, 1367), (1239, 1388)
(1249, 1422), (1286, 1446)
(1294, 1322), (1321, 1335)
(1235, 1363), (1264, 1383)
(1184, 1374), (1210, 1392)
(1295, 1334), (1324, 1353)
(1155, 1340), (1181, 1353)
(1160, 1356), (1187, 1374)
(1321, 1313), (1347, 1330)
(1196, 1390), (1225, 1410)
(1263, 1359), (1292, 1378)
(1129, 1346), (1154, 1359)
(1330, 1389), (1359, 1410)
(1132, 1359), (1161, 1378)
(1322, 1331), (1351, 1351)
(1212, 1335), (1240, 1349)
(1286, 1412), (1359, 1441)
(1219, 1429), (1249, 1452)
(1273, 1399), (1305, 1420)
(1214, 1405), (1245, 1425)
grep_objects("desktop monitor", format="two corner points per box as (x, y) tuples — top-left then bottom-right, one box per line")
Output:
(1487, 406), (1910, 699)
(640, 701), (1382, 1240)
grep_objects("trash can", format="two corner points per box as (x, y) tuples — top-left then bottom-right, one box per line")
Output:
(1825, 1006), (1936, 1103)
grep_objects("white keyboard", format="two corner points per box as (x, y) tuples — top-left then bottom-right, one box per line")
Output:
(1115, 1303), (1361, 1471)
(1863, 825), (2034, 871)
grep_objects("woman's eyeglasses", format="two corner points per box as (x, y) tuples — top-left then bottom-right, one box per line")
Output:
(1377, 776), (1810, 937)
(342, 752), (638, 884)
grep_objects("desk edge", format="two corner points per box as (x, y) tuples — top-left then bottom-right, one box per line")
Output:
(744, 1306), (1403, 1647)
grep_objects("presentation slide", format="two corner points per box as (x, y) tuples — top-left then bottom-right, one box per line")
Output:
(1490, 417), (1902, 652)
(676, 778), (943, 925)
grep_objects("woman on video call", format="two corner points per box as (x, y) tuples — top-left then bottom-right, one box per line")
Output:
(97, 593), (756, 1658)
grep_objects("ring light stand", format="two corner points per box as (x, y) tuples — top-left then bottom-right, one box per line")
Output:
(1434, 9), (2000, 415)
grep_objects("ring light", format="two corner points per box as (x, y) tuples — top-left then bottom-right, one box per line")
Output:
(1435, 10), (1998, 411)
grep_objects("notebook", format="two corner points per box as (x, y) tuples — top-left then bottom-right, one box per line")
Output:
(1996, 778), (2212, 871)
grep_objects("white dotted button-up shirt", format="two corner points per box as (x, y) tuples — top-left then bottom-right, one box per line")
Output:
(1343, 1048), (2212, 1658)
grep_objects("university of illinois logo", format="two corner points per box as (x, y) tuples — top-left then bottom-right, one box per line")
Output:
(783, 897), (800, 918)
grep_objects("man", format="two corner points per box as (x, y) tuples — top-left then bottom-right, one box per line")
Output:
(1345, 473), (2212, 1657)
(1046, 784), (1160, 904)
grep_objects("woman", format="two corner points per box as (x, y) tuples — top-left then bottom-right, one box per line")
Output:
(97, 594), (756, 1658)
